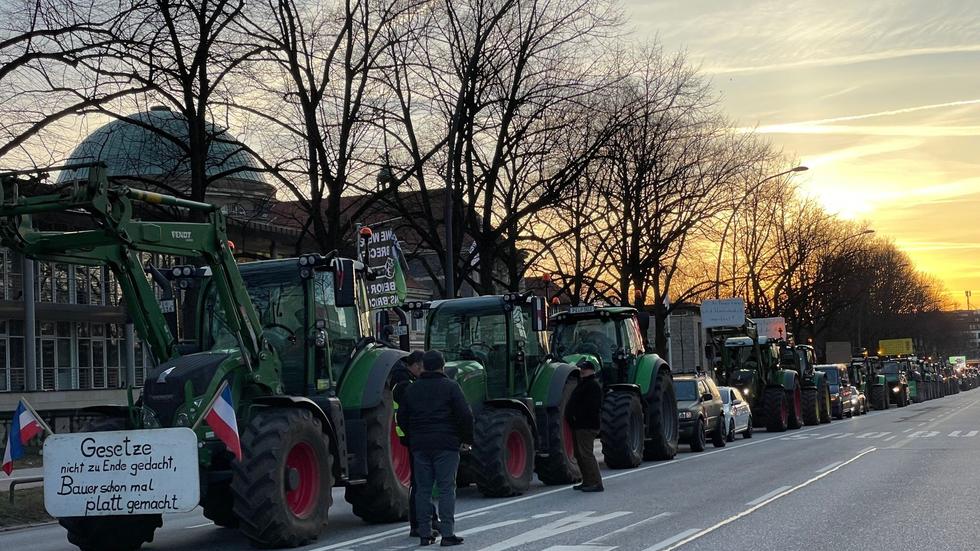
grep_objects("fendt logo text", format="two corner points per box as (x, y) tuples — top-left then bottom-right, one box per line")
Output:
(171, 231), (192, 240)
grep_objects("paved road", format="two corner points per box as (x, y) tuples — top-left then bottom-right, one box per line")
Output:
(6, 390), (980, 550)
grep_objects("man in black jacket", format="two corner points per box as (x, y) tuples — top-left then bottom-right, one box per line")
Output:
(566, 358), (604, 492)
(392, 351), (437, 538)
(400, 350), (474, 547)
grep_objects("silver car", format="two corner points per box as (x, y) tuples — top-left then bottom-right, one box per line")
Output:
(718, 386), (753, 441)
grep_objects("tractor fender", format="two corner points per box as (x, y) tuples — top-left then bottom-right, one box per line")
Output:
(482, 398), (537, 438)
(770, 369), (799, 391)
(809, 370), (827, 391)
(634, 354), (670, 397)
(250, 395), (346, 478)
(530, 361), (580, 409)
(338, 346), (409, 411)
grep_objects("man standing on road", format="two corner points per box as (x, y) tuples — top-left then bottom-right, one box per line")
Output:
(567, 358), (604, 492)
(392, 351), (439, 538)
(400, 350), (474, 547)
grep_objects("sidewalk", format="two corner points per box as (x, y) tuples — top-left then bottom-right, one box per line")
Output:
(1, 468), (44, 492)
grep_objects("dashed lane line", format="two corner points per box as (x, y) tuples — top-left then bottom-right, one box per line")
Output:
(815, 461), (841, 473)
(746, 486), (791, 506)
(584, 512), (672, 544)
(659, 447), (877, 551)
(641, 528), (702, 551)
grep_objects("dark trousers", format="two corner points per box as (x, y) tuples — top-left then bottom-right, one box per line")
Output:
(408, 451), (438, 532)
(573, 429), (602, 487)
(412, 449), (460, 537)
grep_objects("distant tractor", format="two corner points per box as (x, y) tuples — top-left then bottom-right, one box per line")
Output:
(550, 306), (680, 467)
(881, 358), (912, 407)
(779, 343), (832, 425)
(849, 357), (889, 410)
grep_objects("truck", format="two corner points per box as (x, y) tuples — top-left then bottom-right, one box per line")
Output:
(549, 306), (679, 466)
(1, 165), (411, 550)
(407, 294), (581, 497)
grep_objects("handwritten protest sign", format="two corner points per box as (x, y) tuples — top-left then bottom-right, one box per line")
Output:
(44, 428), (200, 517)
(700, 298), (746, 329)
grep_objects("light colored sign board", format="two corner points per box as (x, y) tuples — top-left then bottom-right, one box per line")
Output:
(44, 428), (200, 517)
(701, 298), (746, 329)
(878, 338), (914, 356)
(950, 356), (967, 367)
(364, 227), (403, 310)
(752, 317), (786, 339)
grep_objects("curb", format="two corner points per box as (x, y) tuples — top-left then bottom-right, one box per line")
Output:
(0, 519), (57, 532)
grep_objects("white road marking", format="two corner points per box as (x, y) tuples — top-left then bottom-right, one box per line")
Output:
(542, 546), (616, 551)
(909, 430), (939, 438)
(856, 432), (890, 439)
(883, 435), (898, 441)
(641, 528), (702, 551)
(814, 433), (839, 439)
(746, 486), (792, 506)
(585, 512), (672, 543)
(473, 511), (632, 551)
(457, 511), (563, 536)
(949, 430), (961, 437)
(185, 521), (214, 529)
(965, 430), (978, 437)
(659, 448), (877, 551)
(903, 428), (913, 433)
(815, 461), (841, 473)
(833, 433), (854, 439)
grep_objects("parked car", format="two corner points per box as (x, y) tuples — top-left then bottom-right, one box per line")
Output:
(815, 364), (853, 419)
(675, 374), (726, 452)
(719, 386), (753, 441)
(849, 385), (867, 415)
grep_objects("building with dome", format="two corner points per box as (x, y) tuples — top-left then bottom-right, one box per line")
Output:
(0, 108), (311, 425)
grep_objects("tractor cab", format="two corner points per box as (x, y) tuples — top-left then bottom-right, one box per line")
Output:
(550, 306), (649, 386)
(420, 294), (548, 400)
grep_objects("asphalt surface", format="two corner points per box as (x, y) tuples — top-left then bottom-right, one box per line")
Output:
(6, 389), (980, 551)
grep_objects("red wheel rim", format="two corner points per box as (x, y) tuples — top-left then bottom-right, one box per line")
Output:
(506, 430), (527, 478)
(390, 418), (412, 487)
(562, 419), (574, 458)
(285, 442), (319, 518)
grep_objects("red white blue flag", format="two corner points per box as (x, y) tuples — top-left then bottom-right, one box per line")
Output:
(2, 399), (44, 476)
(204, 382), (242, 461)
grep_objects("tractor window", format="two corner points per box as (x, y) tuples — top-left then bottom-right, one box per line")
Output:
(429, 310), (508, 378)
(518, 306), (546, 369)
(314, 272), (362, 375)
(551, 318), (618, 366)
(882, 362), (900, 375)
(820, 369), (840, 384)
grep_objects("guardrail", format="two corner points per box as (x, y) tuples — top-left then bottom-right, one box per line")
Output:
(7, 476), (42, 504)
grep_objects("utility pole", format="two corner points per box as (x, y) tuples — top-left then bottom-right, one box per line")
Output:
(966, 290), (972, 311)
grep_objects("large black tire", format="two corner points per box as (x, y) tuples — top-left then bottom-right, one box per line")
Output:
(801, 387), (820, 426)
(202, 482), (239, 528)
(472, 409), (534, 497)
(345, 391), (411, 522)
(232, 408), (333, 548)
(689, 417), (706, 452)
(642, 369), (680, 461)
(60, 417), (162, 551)
(535, 379), (581, 485)
(600, 391), (644, 469)
(819, 385), (832, 424)
(711, 416), (726, 448)
(786, 384), (804, 430)
(764, 387), (788, 432)
(871, 385), (887, 410)
(743, 416), (753, 438)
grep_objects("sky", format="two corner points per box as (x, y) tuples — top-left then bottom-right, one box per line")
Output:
(624, 0), (980, 309)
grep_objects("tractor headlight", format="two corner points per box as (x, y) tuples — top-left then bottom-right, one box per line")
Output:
(678, 411), (693, 419)
(893, 386), (900, 393)
(141, 407), (161, 429)
(174, 411), (191, 427)
(742, 388), (750, 396)
(851, 396), (858, 404)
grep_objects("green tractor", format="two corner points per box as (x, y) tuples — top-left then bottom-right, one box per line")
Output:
(549, 306), (679, 467)
(881, 357), (912, 406)
(707, 321), (806, 432)
(408, 294), (581, 497)
(849, 356), (889, 410)
(780, 343), (833, 426)
(1, 165), (411, 550)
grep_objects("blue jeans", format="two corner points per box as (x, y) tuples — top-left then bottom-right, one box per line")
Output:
(412, 450), (460, 537)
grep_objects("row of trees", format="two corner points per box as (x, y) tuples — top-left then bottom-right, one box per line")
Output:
(0, 0), (955, 356)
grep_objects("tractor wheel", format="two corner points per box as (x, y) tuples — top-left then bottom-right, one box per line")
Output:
(727, 418), (736, 442)
(801, 387), (820, 426)
(472, 409), (534, 497)
(535, 378), (581, 485)
(787, 383), (804, 430)
(689, 417), (706, 452)
(232, 408), (333, 548)
(764, 387), (788, 432)
(711, 417), (727, 448)
(871, 385), (887, 410)
(345, 390), (411, 523)
(202, 482), (239, 528)
(642, 369), (679, 461)
(819, 385), (832, 424)
(743, 416), (753, 438)
(600, 391), (644, 469)
(60, 417), (162, 551)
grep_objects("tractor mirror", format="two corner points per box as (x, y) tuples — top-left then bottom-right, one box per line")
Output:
(333, 258), (356, 308)
(530, 296), (548, 332)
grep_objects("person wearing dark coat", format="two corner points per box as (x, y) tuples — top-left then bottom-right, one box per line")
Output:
(566, 358), (604, 492)
(392, 351), (437, 538)
(399, 350), (474, 547)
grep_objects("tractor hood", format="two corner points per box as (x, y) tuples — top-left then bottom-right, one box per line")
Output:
(444, 359), (487, 403)
(562, 353), (601, 373)
(142, 351), (235, 427)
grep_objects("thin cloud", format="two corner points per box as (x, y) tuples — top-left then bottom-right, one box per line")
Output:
(747, 98), (980, 135)
(703, 43), (980, 74)
(896, 241), (980, 252)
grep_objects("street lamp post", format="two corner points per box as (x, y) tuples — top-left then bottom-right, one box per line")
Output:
(714, 166), (809, 298)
